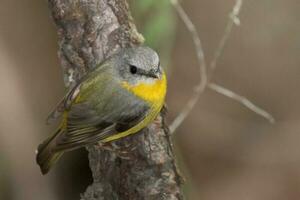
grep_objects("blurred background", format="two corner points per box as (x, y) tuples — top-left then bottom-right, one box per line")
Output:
(1, 0), (300, 199)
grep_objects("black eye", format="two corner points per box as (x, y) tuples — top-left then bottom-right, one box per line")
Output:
(130, 65), (137, 74)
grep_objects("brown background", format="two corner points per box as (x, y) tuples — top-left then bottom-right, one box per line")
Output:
(0, 0), (299, 199)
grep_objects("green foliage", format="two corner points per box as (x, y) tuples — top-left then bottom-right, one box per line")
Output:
(131, 0), (177, 69)
(0, 155), (13, 199)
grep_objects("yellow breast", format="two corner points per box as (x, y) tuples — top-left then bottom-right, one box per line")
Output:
(121, 73), (167, 104)
(102, 73), (167, 143)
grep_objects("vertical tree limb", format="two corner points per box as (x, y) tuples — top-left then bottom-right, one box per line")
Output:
(47, 0), (183, 199)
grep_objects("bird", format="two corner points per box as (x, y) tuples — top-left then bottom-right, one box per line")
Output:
(36, 46), (167, 174)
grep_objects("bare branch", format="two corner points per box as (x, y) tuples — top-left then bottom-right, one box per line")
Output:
(169, 0), (208, 133)
(169, 89), (202, 134)
(210, 0), (243, 72)
(208, 0), (275, 123)
(170, 0), (208, 91)
(209, 83), (275, 123)
(169, 0), (274, 134)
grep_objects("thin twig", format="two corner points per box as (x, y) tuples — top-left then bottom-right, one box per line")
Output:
(169, 0), (208, 133)
(169, 0), (274, 134)
(210, 0), (243, 72)
(209, 83), (275, 123)
(208, 0), (274, 123)
(170, 0), (208, 91)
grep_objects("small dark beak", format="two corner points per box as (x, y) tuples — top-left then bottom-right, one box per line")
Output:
(148, 70), (159, 79)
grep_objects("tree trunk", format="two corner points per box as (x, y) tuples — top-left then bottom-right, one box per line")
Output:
(47, 0), (183, 199)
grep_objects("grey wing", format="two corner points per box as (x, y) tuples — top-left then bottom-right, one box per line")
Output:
(52, 89), (150, 152)
(46, 83), (81, 124)
(46, 62), (108, 124)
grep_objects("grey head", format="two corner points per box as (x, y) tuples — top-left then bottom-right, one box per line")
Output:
(111, 46), (162, 85)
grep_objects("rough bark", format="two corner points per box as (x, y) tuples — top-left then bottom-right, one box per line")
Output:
(48, 0), (183, 199)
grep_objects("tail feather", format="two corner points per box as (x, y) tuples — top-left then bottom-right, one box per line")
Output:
(36, 128), (64, 174)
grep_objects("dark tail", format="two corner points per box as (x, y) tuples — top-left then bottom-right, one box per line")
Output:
(36, 127), (64, 174)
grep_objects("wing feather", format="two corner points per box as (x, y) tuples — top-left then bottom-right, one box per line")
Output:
(46, 63), (150, 152)
(52, 84), (149, 152)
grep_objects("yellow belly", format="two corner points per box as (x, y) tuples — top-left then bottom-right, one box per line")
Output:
(101, 73), (167, 142)
(121, 73), (167, 104)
